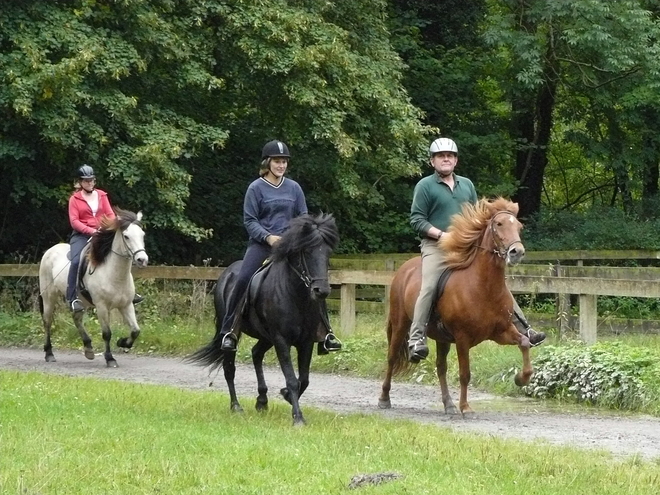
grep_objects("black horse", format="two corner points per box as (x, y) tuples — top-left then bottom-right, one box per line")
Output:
(188, 213), (339, 425)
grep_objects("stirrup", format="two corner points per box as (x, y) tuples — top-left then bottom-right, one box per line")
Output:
(524, 327), (547, 347)
(408, 341), (429, 363)
(70, 299), (85, 313)
(323, 332), (342, 352)
(221, 333), (237, 352)
(133, 293), (145, 305)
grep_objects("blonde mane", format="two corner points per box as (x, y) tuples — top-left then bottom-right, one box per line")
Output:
(440, 197), (519, 270)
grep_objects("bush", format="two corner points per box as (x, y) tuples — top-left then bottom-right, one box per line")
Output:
(524, 341), (659, 411)
(524, 207), (660, 252)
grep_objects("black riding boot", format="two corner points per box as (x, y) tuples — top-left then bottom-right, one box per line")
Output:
(317, 332), (342, 355)
(317, 299), (342, 355)
(220, 332), (238, 352)
(513, 307), (547, 346)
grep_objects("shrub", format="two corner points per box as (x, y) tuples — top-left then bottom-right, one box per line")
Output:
(524, 341), (658, 411)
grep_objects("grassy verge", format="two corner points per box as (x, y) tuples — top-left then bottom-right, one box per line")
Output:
(2, 371), (659, 495)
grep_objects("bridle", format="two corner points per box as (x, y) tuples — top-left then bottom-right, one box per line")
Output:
(112, 222), (147, 264)
(288, 249), (329, 290)
(486, 210), (524, 259)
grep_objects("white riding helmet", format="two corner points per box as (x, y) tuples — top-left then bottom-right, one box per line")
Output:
(429, 138), (458, 156)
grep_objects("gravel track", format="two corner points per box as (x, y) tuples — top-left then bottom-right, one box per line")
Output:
(2, 347), (659, 460)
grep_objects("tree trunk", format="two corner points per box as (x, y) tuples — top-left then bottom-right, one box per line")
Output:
(605, 110), (634, 213)
(512, 74), (557, 220)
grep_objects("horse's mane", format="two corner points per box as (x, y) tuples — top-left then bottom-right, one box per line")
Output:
(271, 213), (339, 262)
(88, 208), (141, 265)
(440, 197), (519, 270)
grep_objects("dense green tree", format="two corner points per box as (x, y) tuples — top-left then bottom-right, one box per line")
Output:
(387, 0), (517, 195)
(485, 0), (660, 219)
(0, 0), (430, 263)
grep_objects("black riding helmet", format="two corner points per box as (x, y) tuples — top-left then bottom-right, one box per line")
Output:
(77, 164), (96, 179)
(261, 140), (290, 159)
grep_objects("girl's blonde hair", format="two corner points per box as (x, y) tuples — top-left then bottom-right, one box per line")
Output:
(259, 157), (289, 177)
(259, 158), (270, 177)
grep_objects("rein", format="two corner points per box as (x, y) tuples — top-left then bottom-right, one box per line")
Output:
(481, 210), (524, 259)
(288, 251), (328, 290)
(111, 222), (146, 264)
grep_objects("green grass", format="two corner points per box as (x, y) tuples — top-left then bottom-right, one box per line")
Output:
(1, 371), (659, 495)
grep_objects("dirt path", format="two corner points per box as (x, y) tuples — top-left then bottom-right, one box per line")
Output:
(2, 347), (659, 460)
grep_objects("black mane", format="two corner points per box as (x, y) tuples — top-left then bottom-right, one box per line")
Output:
(271, 213), (339, 262)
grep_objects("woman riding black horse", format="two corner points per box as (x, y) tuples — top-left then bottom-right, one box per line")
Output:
(217, 140), (341, 355)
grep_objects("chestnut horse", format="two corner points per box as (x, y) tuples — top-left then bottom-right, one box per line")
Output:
(379, 197), (533, 416)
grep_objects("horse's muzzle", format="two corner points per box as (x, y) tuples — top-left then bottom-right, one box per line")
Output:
(134, 254), (149, 268)
(507, 244), (525, 265)
(311, 283), (331, 300)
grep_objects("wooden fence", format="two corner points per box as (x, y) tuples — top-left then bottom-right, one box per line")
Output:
(3, 250), (660, 343)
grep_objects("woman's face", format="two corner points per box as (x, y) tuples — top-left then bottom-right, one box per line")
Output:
(81, 178), (96, 192)
(267, 157), (288, 180)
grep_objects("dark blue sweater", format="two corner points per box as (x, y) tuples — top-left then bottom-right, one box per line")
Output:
(243, 177), (308, 243)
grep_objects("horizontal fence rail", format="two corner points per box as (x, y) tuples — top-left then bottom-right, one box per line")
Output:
(4, 250), (660, 343)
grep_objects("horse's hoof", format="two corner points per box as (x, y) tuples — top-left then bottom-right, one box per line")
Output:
(514, 372), (531, 387)
(231, 404), (244, 413)
(255, 402), (268, 412)
(106, 360), (118, 368)
(445, 406), (460, 416)
(378, 399), (391, 409)
(461, 410), (476, 419)
(45, 355), (56, 363)
(116, 337), (132, 349)
(292, 418), (306, 427)
(280, 388), (293, 405)
(84, 349), (95, 360)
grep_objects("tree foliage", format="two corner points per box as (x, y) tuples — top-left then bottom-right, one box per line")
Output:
(1, 0), (430, 263)
(484, 0), (660, 218)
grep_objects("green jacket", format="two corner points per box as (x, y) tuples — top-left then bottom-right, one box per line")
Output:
(410, 172), (477, 238)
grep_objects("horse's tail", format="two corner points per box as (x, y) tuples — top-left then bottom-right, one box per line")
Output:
(184, 332), (226, 371)
(38, 294), (44, 315)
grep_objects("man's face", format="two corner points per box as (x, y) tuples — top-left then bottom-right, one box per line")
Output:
(430, 151), (458, 177)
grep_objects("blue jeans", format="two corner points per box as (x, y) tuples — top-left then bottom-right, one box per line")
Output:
(219, 241), (272, 335)
(66, 232), (91, 303)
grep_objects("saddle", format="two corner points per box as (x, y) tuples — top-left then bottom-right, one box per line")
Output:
(428, 268), (455, 343)
(227, 260), (273, 339)
(232, 259), (328, 342)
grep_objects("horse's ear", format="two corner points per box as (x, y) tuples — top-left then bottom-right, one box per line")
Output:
(136, 211), (143, 222)
(511, 202), (520, 216)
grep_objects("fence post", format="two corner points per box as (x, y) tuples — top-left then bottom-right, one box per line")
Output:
(554, 262), (570, 338)
(579, 294), (597, 344)
(340, 283), (356, 335)
(383, 260), (394, 320)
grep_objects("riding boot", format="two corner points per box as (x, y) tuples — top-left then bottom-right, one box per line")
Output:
(522, 326), (546, 347)
(512, 306), (546, 347)
(70, 299), (84, 313)
(317, 332), (343, 355)
(408, 323), (429, 363)
(317, 299), (342, 355)
(220, 332), (238, 352)
(408, 338), (429, 363)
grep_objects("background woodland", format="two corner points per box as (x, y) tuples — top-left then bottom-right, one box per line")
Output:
(4, 0), (660, 265)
